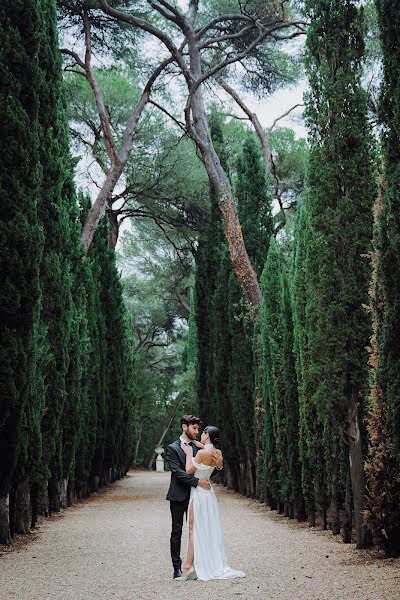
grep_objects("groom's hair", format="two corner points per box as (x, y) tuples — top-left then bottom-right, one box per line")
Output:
(180, 414), (201, 430)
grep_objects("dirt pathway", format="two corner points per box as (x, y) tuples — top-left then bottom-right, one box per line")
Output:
(0, 470), (399, 600)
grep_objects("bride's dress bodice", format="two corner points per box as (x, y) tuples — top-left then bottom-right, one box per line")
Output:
(192, 457), (214, 482)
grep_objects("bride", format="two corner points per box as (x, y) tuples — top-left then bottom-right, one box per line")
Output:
(178, 425), (246, 581)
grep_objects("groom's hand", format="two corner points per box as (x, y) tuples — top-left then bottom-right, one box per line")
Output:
(212, 449), (223, 469)
(198, 479), (211, 490)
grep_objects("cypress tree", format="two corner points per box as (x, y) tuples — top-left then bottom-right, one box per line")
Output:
(211, 245), (236, 487)
(195, 113), (226, 428)
(86, 218), (108, 491)
(227, 271), (256, 496)
(236, 135), (274, 276)
(260, 237), (305, 518)
(36, 0), (77, 513)
(291, 201), (318, 526)
(373, 0), (400, 452)
(303, 0), (376, 546)
(364, 0), (400, 557)
(0, 0), (44, 543)
(260, 241), (282, 510)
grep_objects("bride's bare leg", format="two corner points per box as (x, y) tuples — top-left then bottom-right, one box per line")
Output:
(182, 502), (194, 571)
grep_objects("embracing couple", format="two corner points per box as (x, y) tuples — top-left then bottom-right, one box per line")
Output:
(165, 414), (246, 582)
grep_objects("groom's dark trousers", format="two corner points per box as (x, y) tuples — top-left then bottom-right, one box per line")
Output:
(165, 440), (199, 570)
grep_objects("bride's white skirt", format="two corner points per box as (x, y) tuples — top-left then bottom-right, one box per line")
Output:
(188, 486), (246, 581)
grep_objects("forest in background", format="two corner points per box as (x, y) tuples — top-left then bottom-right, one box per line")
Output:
(1, 0), (399, 557)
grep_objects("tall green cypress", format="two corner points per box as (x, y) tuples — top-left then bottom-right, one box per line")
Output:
(260, 242), (282, 510)
(236, 135), (273, 276)
(261, 237), (305, 518)
(195, 114), (226, 427)
(363, 0), (400, 557)
(227, 271), (256, 496)
(228, 134), (274, 498)
(0, 0), (44, 543)
(36, 0), (76, 513)
(373, 0), (400, 452)
(291, 201), (318, 526)
(303, 0), (376, 546)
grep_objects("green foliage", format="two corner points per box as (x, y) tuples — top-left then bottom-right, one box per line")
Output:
(0, 2), (140, 542)
(260, 237), (305, 517)
(296, 0), (376, 528)
(0, 0), (44, 508)
(363, 0), (400, 557)
(291, 200), (317, 521)
(194, 114), (274, 495)
(236, 134), (273, 276)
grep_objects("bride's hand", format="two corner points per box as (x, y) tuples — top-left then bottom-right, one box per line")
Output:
(192, 440), (204, 449)
(180, 441), (193, 455)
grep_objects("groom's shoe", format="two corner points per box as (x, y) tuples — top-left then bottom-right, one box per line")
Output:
(173, 568), (183, 580)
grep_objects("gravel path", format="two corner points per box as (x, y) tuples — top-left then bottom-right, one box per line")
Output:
(0, 469), (399, 600)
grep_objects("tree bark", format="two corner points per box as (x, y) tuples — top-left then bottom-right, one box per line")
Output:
(0, 493), (11, 544)
(79, 57), (173, 253)
(347, 390), (371, 548)
(184, 22), (261, 312)
(308, 507), (316, 527)
(331, 434), (340, 534)
(343, 456), (352, 543)
(14, 479), (31, 535)
(245, 445), (255, 497)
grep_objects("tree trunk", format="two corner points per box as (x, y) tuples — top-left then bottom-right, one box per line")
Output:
(294, 468), (306, 522)
(343, 458), (352, 543)
(59, 478), (68, 508)
(91, 475), (100, 493)
(30, 481), (39, 529)
(133, 431), (141, 468)
(14, 479), (31, 535)
(347, 392), (370, 548)
(331, 434), (340, 534)
(0, 493), (11, 544)
(185, 25), (261, 313)
(80, 162), (124, 252)
(321, 508), (327, 530)
(245, 446), (255, 498)
(308, 508), (316, 528)
(37, 479), (50, 518)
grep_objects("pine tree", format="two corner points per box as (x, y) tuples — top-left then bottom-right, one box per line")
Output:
(303, 0), (376, 546)
(0, 0), (44, 543)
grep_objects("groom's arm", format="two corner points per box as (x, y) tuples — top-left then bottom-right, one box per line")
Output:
(166, 445), (199, 488)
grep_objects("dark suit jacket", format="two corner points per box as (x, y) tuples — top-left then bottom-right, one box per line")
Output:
(165, 439), (200, 502)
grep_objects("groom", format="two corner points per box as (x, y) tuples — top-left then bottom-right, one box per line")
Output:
(165, 414), (222, 579)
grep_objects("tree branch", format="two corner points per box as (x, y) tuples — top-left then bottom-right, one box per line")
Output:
(148, 100), (187, 133)
(146, 0), (182, 25)
(268, 103), (304, 131)
(82, 10), (117, 164)
(214, 72), (272, 176)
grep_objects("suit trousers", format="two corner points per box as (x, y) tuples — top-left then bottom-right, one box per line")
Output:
(170, 497), (190, 570)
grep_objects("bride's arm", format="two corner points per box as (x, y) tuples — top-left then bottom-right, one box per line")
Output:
(181, 445), (208, 475)
(181, 443), (201, 475)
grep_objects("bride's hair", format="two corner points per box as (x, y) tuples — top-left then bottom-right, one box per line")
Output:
(203, 425), (220, 447)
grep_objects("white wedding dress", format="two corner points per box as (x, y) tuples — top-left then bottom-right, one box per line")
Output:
(186, 456), (246, 581)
